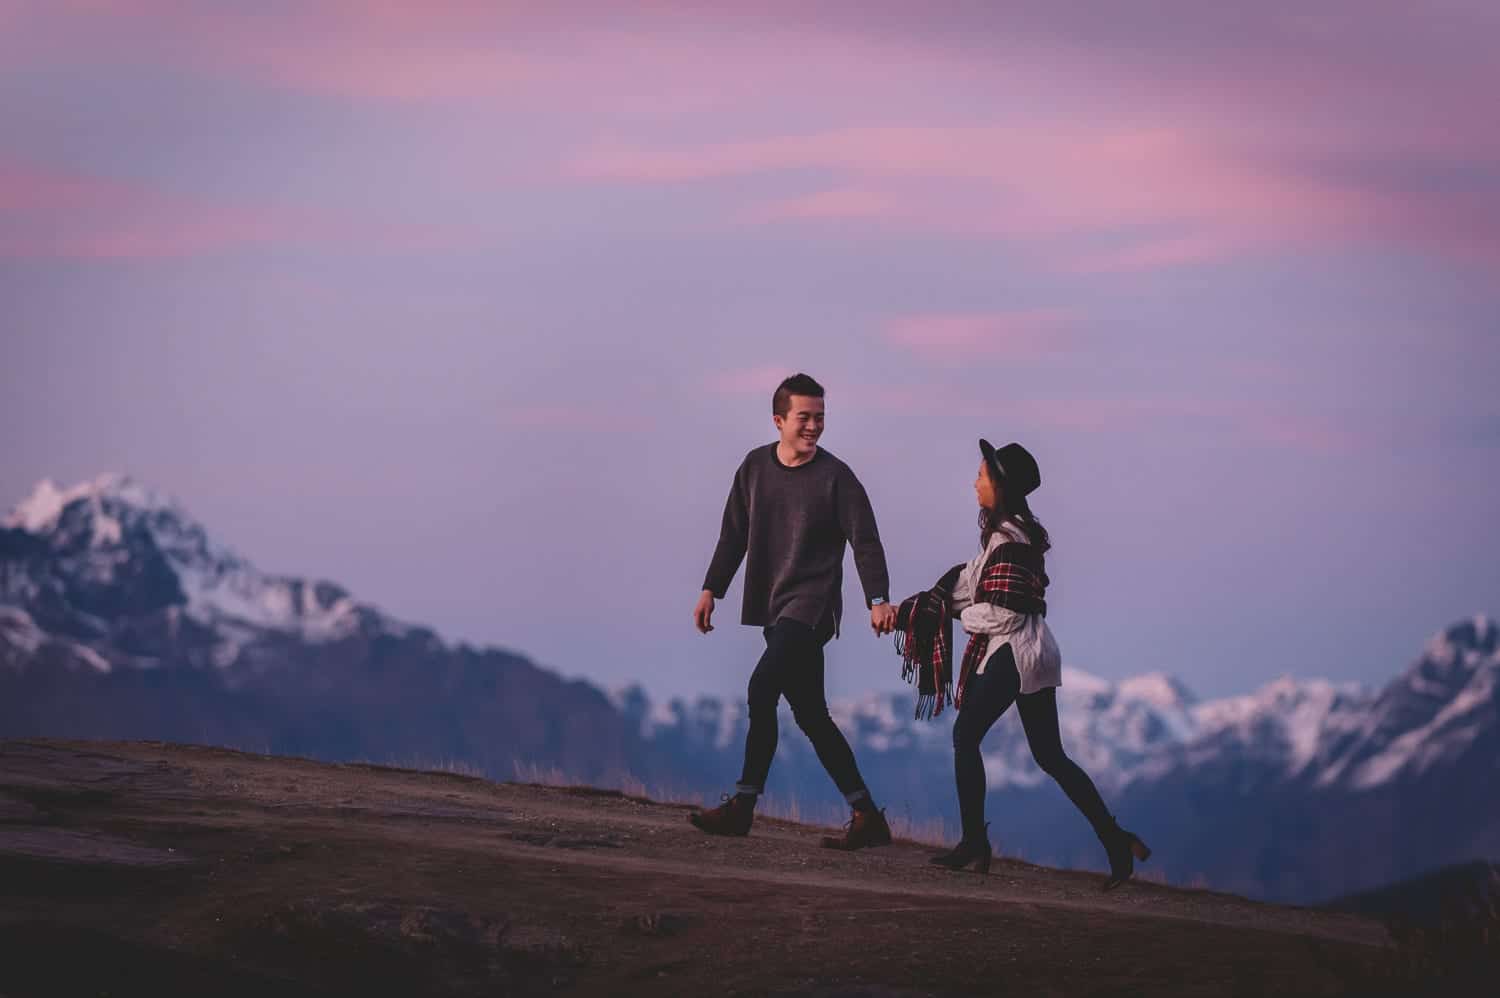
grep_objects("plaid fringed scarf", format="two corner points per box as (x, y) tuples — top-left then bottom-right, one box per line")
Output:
(893, 564), (962, 720)
(893, 541), (1049, 720)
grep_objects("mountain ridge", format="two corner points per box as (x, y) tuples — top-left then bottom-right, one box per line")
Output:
(2, 474), (1496, 903)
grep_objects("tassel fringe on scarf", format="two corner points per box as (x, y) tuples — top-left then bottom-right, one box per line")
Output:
(893, 542), (1048, 720)
(893, 565), (961, 719)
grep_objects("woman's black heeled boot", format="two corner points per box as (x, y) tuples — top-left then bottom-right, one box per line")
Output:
(1102, 827), (1151, 891)
(930, 823), (992, 874)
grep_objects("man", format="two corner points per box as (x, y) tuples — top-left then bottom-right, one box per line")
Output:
(690, 372), (898, 850)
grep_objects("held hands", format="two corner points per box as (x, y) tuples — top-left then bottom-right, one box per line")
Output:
(693, 590), (716, 633)
(696, 591), (895, 636)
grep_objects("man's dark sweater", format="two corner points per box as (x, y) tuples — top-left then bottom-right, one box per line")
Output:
(702, 444), (890, 634)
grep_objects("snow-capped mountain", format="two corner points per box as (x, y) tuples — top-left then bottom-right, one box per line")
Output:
(616, 666), (1208, 792)
(613, 616), (1498, 901)
(1, 475), (385, 669)
(3, 475), (1496, 903)
(1316, 616), (1499, 790)
(0, 475), (672, 786)
(619, 615), (1498, 802)
(616, 665), (1381, 793)
(1119, 673), (1379, 794)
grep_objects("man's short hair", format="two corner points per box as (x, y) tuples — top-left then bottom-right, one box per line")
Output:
(773, 373), (826, 418)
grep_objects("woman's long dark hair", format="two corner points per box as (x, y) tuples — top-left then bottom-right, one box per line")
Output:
(979, 494), (1051, 553)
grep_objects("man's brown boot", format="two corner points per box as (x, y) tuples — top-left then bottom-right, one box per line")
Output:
(821, 806), (892, 851)
(689, 794), (753, 837)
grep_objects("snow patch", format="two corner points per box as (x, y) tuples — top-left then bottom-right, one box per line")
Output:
(176, 567), (362, 646)
(90, 512), (122, 546)
(69, 643), (112, 673)
(3, 479), (69, 532)
(7, 475), (379, 648)
(1059, 667), (1112, 697)
(0, 606), (45, 654)
(982, 751), (1047, 789)
(4, 474), (173, 533)
(1118, 671), (1197, 710)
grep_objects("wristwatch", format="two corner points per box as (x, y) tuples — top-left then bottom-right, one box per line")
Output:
(870, 597), (888, 606)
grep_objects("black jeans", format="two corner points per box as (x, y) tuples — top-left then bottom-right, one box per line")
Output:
(738, 616), (870, 800)
(951, 643), (1116, 844)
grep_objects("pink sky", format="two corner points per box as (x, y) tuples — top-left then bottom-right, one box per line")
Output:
(2, 1), (1497, 701)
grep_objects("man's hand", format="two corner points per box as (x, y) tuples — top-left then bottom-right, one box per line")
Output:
(694, 590), (716, 634)
(870, 603), (897, 636)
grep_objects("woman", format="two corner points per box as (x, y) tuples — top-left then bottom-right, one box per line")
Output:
(893, 439), (1150, 890)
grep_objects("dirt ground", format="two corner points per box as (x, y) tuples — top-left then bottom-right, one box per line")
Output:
(0, 738), (1401, 996)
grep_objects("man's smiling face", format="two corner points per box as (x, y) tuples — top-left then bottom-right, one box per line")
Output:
(774, 394), (825, 459)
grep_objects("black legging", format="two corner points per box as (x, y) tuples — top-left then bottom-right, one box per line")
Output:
(738, 616), (870, 799)
(951, 643), (1117, 844)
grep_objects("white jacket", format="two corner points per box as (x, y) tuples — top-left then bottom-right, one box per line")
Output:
(948, 521), (1062, 695)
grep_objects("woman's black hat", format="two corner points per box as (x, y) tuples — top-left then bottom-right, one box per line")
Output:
(979, 439), (1041, 498)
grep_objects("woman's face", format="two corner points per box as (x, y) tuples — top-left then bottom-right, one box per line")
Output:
(975, 460), (1001, 511)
